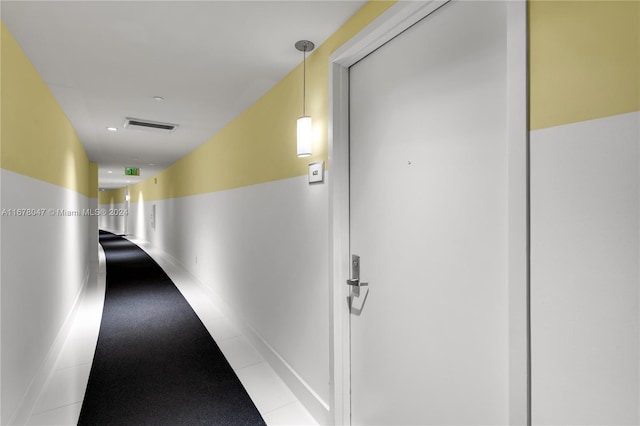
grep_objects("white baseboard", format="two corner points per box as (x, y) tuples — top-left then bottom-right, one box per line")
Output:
(227, 310), (332, 425)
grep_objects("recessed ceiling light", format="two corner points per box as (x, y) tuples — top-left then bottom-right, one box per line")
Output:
(148, 163), (156, 166)
(106, 127), (118, 132)
(153, 96), (164, 101)
(107, 170), (113, 174)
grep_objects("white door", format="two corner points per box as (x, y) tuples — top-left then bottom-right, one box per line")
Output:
(348, 1), (510, 424)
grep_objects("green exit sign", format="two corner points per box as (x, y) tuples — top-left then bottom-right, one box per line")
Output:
(125, 167), (140, 176)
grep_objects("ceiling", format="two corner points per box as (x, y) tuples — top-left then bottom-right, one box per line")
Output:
(1, 1), (366, 189)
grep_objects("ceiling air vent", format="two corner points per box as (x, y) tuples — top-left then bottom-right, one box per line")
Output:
(124, 117), (178, 133)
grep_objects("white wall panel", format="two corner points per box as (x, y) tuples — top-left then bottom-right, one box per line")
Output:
(531, 111), (640, 425)
(1, 169), (93, 424)
(88, 197), (99, 277)
(127, 175), (331, 414)
(98, 201), (125, 235)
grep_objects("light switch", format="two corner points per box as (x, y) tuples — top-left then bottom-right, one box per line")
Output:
(308, 161), (324, 184)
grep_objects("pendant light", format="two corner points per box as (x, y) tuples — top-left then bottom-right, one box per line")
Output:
(295, 40), (314, 157)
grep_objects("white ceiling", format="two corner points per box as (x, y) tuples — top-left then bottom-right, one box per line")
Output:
(1, 0), (366, 189)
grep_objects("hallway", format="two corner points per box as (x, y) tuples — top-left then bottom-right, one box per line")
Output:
(25, 234), (316, 426)
(2, 1), (639, 424)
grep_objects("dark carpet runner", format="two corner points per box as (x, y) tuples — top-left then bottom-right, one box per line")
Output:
(78, 231), (265, 425)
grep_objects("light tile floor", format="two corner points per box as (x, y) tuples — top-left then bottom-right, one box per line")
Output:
(26, 240), (317, 426)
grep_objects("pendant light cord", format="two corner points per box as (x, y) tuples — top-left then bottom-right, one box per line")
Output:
(303, 48), (306, 117)
(295, 40), (314, 118)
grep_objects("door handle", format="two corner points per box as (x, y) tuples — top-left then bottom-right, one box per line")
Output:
(346, 254), (367, 287)
(347, 254), (360, 287)
(347, 278), (368, 287)
(346, 278), (360, 287)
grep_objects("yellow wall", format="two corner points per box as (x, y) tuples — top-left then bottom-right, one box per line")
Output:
(89, 162), (98, 198)
(7, 1), (633, 202)
(530, 0), (640, 130)
(1, 22), (92, 197)
(129, 1), (395, 202)
(98, 187), (125, 206)
(131, 0), (640, 201)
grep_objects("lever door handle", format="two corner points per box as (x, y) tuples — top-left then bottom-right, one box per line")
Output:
(346, 278), (368, 288)
(346, 278), (360, 287)
(347, 255), (361, 287)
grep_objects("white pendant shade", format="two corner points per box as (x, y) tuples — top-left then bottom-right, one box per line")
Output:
(297, 116), (312, 157)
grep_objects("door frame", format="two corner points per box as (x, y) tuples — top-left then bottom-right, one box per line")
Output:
(327, 1), (530, 424)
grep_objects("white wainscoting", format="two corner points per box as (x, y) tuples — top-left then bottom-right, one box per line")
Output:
(1, 169), (95, 425)
(531, 111), (640, 425)
(126, 174), (331, 423)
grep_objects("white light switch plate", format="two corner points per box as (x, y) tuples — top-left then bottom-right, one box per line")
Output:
(308, 161), (324, 183)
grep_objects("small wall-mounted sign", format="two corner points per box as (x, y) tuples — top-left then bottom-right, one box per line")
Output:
(125, 167), (140, 176)
(308, 161), (324, 184)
